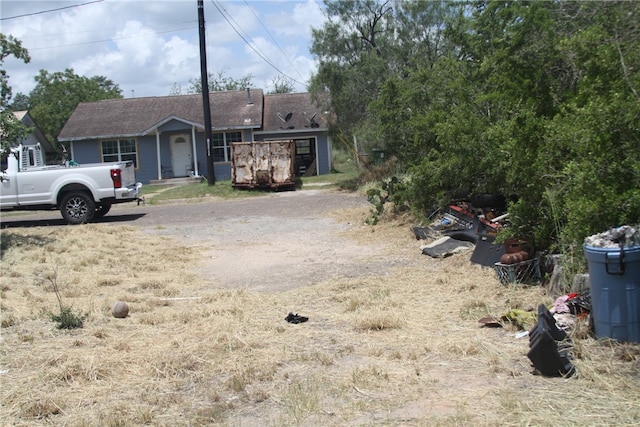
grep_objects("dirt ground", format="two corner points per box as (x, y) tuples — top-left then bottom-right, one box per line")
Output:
(141, 189), (417, 292)
(1, 187), (639, 426)
(0, 187), (416, 292)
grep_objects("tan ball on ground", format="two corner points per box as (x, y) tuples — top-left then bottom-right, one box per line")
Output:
(111, 301), (129, 318)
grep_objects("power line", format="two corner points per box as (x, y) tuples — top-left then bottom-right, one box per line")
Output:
(16, 20), (197, 41)
(22, 26), (195, 51)
(243, 0), (307, 84)
(210, 0), (307, 87)
(1, 0), (104, 21)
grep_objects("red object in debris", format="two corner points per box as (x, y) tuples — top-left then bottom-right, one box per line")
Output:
(500, 251), (531, 265)
(448, 204), (501, 232)
(448, 204), (475, 219)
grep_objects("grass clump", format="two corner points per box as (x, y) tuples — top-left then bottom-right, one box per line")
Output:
(36, 265), (87, 330)
(143, 180), (253, 204)
(51, 306), (87, 329)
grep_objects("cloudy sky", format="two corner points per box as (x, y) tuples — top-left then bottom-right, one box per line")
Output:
(1, 0), (327, 100)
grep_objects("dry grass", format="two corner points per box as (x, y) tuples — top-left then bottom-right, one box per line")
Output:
(1, 211), (639, 426)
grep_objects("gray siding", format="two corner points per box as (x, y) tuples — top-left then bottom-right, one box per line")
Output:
(71, 139), (100, 162)
(138, 135), (161, 184)
(315, 133), (331, 175)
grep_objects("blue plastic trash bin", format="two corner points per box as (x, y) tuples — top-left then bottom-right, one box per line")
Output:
(583, 244), (640, 342)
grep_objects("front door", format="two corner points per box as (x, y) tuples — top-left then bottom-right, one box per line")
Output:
(170, 134), (192, 177)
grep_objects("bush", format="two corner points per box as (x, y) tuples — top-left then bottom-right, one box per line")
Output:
(51, 306), (87, 329)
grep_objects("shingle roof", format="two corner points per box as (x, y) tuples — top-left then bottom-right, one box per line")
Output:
(58, 89), (264, 141)
(261, 92), (328, 132)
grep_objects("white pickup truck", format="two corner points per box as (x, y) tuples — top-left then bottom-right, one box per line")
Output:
(1, 144), (141, 224)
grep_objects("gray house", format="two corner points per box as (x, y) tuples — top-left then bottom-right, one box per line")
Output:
(58, 90), (332, 184)
(12, 111), (57, 162)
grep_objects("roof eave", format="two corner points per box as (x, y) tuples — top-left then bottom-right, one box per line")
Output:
(253, 128), (327, 135)
(59, 125), (263, 142)
(59, 132), (144, 142)
(213, 124), (262, 131)
(142, 116), (205, 134)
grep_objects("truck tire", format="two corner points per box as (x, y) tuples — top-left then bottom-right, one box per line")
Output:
(60, 191), (96, 224)
(94, 203), (112, 219)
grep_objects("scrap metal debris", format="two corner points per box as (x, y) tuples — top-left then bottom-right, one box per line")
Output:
(413, 197), (515, 266)
(420, 236), (475, 258)
(584, 225), (640, 248)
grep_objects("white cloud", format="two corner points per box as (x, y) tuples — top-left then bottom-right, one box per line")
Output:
(1, 0), (325, 99)
(269, 0), (325, 37)
(115, 21), (159, 66)
(164, 36), (200, 69)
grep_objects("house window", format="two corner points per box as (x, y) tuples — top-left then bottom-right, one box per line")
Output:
(212, 131), (242, 162)
(295, 139), (312, 155)
(101, 138), (138, 167)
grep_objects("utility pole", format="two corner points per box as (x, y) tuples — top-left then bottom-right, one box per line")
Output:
(198, 0), (215, 185)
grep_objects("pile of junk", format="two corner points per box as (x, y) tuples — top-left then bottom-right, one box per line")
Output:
(412, 193), (540, 286)
(412, 193), (577, 378)
(414, 195), (640, 377)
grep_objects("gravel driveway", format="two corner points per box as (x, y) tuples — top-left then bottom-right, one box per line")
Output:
(1, 188), (414, 292)
(141, 189), (410, 291)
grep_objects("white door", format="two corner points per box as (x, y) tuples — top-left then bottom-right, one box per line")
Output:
(170, 134), (192, 177)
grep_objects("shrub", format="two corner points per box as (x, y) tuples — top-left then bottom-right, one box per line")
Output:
(51, 306), (87, 329)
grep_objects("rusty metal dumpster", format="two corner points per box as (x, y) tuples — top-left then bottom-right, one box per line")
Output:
(231, 140), (296, 189)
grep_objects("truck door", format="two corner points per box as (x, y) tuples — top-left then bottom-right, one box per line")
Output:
(0, 155), (18, 206)
(13, 145), (50, 205)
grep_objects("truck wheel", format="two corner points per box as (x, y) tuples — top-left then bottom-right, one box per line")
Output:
(60, 191), (96, 224)
(94, 203), (112, 219)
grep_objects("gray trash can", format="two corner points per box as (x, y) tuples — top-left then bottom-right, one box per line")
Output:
(583, 244), (640, 342)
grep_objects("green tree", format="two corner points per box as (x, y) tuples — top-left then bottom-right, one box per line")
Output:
(390, 1), (639, 250)
(310, 1), (459, 157)
(28, 69), (122, 148)
(0, 34), (31, 152)
(8, 92), (30, 111)
(187, 70), (254, 93)
(455, 1), (568, 247)
(393, 0), (459, 72)
(479, 0), (640, 248)
(310, 0), (394, 136)
(312, 0), (640, 251)
(268, 75), (295, 94)
(1, 34), (31, 104)
(538, 0), (640, 247)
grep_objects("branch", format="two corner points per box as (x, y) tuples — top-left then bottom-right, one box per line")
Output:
(615, 33), (640, 104)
